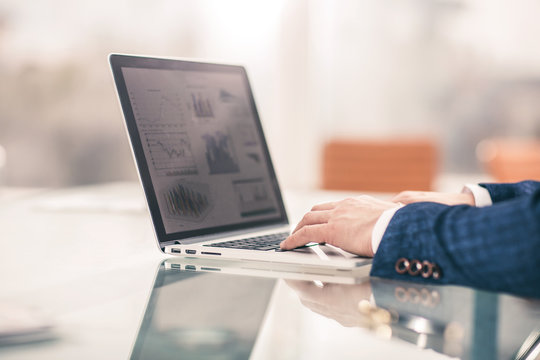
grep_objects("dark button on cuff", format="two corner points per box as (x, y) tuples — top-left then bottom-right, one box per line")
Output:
(421, 260), (433, 278)
(432, 263), (442, 279)
(407, 259), (422, 276)
(395, 257), (410, 274)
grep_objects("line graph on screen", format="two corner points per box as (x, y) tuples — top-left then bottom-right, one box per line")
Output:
(146, 132), (198, 176)
(130, 89), (185, 128)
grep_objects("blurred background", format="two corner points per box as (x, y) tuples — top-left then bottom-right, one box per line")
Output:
(1, 0), (540, 190)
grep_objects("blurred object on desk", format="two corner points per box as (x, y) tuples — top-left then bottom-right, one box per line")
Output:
(476, 138), (540, 182)
(322, 139), (438, 192)
(0, 302), (55, 347)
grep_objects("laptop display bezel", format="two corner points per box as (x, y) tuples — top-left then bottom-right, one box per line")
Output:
(109, 54), (289, 245)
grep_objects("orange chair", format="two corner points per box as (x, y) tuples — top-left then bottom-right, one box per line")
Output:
(477, 138), (540, 182)
(322, 139), (438, 192)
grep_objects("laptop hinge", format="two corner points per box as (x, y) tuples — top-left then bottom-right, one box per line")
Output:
(161, 240), (179, 248)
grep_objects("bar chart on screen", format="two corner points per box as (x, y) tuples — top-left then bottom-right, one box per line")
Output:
(163, 181), (212, 221)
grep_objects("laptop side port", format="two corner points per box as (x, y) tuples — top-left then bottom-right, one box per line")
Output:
(201, 267), (221, 271)
(171, 248), (181, 254)
(201, 251), (221, 256)
(185, 249), (197, 255)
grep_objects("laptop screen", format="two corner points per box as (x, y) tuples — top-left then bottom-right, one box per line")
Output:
(110, 55), (288, 244)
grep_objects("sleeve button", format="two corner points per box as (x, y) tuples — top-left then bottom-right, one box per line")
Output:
(395, 257), (410, 274)
(432, 263), (442, 279)
(421, 260), (433, 278)
(407, 259), (422, 276)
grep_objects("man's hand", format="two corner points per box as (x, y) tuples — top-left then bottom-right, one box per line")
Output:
(285, 279), (373, 327)
(392, 191), (475, 206)
(279, 195), (398, 257)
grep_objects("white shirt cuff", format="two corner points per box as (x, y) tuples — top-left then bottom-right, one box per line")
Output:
(371, 205), (402, 254)
(462, 184), (492, 207)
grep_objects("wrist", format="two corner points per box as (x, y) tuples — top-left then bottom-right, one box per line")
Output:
(371, 205), (403, 256)
(462, 184), (493, 207)
(460, 192), (475, 206)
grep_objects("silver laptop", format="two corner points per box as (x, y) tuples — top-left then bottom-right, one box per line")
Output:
(109, 54), (370, 269)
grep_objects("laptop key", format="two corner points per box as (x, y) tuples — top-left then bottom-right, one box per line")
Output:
(204, 232), (289, 251)
(256, 246), (279, 251)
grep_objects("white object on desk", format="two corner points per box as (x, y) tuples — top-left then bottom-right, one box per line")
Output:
(0, 302), (55, 346)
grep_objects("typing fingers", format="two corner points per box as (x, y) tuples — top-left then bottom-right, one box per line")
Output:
(280, 224), (329, 250)
(292, 210), (332, 234)
(311, 201), (337, 211)
(392, 191), (420, 204)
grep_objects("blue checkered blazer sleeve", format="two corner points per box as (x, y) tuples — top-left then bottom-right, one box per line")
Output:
(479, 180), (540, 203)
(370, 186), (540, 298)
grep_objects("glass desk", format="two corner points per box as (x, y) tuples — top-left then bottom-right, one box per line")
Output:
(127, 259), (540, 360)
(0, 183), (538, 359)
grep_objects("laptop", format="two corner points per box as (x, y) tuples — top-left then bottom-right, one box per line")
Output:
(109, 54), (370, 269)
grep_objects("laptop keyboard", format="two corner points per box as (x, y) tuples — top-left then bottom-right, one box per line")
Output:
(203, 232), (289, 251)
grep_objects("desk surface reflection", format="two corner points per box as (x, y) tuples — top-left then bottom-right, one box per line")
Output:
(131, 259), (540, 360)
(131, 262), (276, 360)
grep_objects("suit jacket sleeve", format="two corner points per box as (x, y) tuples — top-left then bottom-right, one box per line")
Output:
(479, 180), (540, 203)
(370, 189), (540, 298)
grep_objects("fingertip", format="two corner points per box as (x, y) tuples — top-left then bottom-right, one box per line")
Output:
(281, 234), (301, 250)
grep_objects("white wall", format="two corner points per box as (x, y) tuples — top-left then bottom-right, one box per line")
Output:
(2, 0), (540, 187)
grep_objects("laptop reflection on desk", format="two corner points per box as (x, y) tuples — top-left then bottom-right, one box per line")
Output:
(130, 261), (276, 360)
(163, 257), (370, 285)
